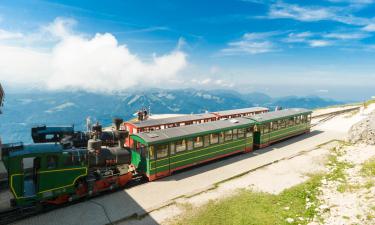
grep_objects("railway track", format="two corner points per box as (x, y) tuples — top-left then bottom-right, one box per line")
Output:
(0, 175), (146, 225)
(310, 105), (361, 128)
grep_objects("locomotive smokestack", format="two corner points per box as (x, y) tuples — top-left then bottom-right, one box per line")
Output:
(113, 118), (123, 131)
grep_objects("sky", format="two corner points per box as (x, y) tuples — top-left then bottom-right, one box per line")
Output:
(0, 0), (375, 101)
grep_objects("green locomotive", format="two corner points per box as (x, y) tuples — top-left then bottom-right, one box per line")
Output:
(3, 108), (311, 208)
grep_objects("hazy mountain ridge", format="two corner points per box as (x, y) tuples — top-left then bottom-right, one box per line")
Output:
(0, 89), (342, 143)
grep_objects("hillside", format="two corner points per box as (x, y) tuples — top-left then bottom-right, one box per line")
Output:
(0, 89), (342, 143)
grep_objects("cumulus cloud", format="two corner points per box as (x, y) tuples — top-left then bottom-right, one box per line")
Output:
(0, 18), (188, 93)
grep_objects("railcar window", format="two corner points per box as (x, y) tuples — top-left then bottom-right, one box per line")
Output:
(176, 140), (186, 152)
(307, 114), (311, 122)
(289, 118), (294, 126)
(219, 132), (225, 143)
(225, 130), (232, 141)
(281, 120), (286, 129)
(187, 139), (193, 150)
(204, 135), (210, 147)
(296, 116), (300, 124)
(273, 121), (278, 130)
(47, 155), (58, 169)
(263, 124), (269, 133)
(149, 146), (155, 159)
(245, 128), (253, 137)
(156, 144), (168, 159)
(238, 128), (245, 138)
(170, 142), (176, 155)
(210, 133), (219, 144)
(233, 129), (238, 140)
(194, 136), (204, 148)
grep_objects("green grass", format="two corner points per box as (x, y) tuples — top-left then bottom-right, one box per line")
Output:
(361, 157), (375, 177)
(173, 175), (323, 225)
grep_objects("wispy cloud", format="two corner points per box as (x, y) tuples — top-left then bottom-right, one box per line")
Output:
(0, 29), (24, 40)
(309, 40), (332, 47)
(269, 2), (337, 22)
(220, 32), (279, 55)
(283, 30), (368, 47)
(265, 1), (375, 31)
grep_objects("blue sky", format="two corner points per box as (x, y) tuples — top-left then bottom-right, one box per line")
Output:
(0, 0), (375, 101)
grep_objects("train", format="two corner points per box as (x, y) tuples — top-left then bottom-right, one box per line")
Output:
(1, 108), (311, 208)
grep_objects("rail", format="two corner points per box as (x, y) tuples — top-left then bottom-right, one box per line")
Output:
(311, 106), (361, 119)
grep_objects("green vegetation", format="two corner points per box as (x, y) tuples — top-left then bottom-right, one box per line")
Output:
(173, 175), (323, 225)
(364, 99), (375, 108)
(325, 145), (356, 193)
(361, 157), (375, 177)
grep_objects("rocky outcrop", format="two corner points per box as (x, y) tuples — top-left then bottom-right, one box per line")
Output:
(348, 111), (375, 144)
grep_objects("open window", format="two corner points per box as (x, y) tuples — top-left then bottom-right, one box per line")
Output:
(194, 136), (203, 148)
(210, 133), (219, 144)
(176, 139), (186, 153)
(156, 144), (168, 159)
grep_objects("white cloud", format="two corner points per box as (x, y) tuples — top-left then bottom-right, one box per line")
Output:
(0, 29), (24, 40)
(362, 24), (375, 32)
(323, 32), (368, 39)
(268, 1), (374, 28)
(283, 32), (314, 43)
(0, 18), (188, 93)
(269, 2), (336, 22)
(309, 40), (332, 47)
(220, 32), (277, 55)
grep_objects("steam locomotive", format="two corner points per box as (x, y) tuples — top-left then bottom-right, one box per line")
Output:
(2, 118), (134, 207)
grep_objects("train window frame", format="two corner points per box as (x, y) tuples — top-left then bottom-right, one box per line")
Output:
(175, 139), (186, 153)
(156, 144), (169, 159)
(194, 136), (204, 148)
(204, 135), (210, 147)
(148, 146), (155, 160)
(232, 129), (238, 140)
(219, 132), (225, 143)
(187, 139), (194, 150)
(238, 128), (245, 138)
(289, 118), (294, 126)
(245, 128), (253, 138)
(46, 155), (58, 169)
(224, 130), (232, 142)
(273, 122), (278, 130)
(263, 124), (270, 134)
(170, 142), (176, 155)
(210, 133), (219, 144)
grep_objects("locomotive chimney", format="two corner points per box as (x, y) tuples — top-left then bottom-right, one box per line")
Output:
(113, 118), (123, 131)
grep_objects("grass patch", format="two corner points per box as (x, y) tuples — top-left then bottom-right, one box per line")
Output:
(365, 99), (375, 108)
(361, 157), (375, 177)
(172, 175), (323, 225)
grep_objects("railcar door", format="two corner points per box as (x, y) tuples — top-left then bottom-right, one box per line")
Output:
(22, 157), (40, 197)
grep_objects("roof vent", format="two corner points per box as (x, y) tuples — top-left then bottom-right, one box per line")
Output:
(146, 133), (159, 138)
(229, 119), (239, 123)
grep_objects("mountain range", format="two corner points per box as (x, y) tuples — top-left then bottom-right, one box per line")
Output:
(0, 89), (343, 143)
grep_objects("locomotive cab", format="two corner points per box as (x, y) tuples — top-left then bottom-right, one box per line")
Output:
(3, 143), (87, 207)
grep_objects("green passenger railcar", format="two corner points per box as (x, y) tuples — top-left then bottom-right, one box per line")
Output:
(130, 118), (255, 181)
(249, 108), (312, 148)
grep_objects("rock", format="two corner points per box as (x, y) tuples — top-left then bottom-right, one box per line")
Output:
(348, 111), (375, 145)
(286, 218), (294, 223)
